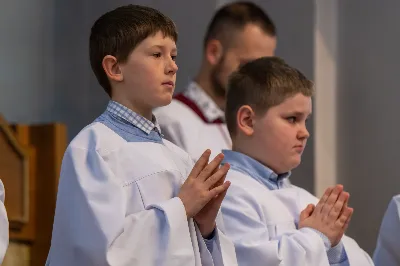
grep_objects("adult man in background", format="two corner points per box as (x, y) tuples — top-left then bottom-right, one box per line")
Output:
(155, 1), (277, 160)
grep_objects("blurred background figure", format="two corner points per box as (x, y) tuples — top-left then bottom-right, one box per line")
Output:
(373, 195), (400, 265)
(155, 2), (277, 162)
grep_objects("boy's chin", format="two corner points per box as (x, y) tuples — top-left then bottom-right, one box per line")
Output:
(289, 158), (301, 171)
(154, 96), (173, 108)
(278, 158), (301, 174)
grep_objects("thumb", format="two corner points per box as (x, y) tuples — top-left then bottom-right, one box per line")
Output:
(300, 204), (315, 221)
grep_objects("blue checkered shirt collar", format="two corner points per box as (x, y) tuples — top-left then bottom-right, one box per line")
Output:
(106, 100), (162, 136)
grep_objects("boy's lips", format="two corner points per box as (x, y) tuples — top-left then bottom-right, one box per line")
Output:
(294, 145), (304, 152)
(162, 81), (175, 86)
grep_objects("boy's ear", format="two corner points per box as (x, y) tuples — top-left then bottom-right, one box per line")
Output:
(205, 39), (223, 66)
(102, 55), (123, 82)
(237, 105), (255, 136)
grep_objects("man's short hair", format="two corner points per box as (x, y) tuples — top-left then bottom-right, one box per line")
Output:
(204, 2), (276, 49)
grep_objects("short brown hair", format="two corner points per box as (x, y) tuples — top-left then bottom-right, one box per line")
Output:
(225, 56), (314, 136)
(89, 5), (178, 96)
(204, 2), (276, 49)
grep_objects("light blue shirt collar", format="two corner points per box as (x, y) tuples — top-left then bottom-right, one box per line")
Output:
(106, 100), (162, 135)
(222, 149), (291, 190)
(94, 101), (163, 144)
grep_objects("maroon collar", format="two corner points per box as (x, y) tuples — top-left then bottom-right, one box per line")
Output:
(174, 93), (223, 124)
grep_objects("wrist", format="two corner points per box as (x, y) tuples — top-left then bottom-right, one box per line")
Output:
(306, 228), (332, 250)
(197, 221), (216, 238)
(177, 196), (192, 218)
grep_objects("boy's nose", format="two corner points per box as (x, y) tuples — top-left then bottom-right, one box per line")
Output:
(298, 126), (310, 139)
(167, 60), (178, 74)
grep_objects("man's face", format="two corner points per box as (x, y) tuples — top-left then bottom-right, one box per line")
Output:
(210, 24), (277, 99)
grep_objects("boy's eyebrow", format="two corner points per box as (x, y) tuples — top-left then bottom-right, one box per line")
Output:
(287, 111), (312, 117)
(151, 45), (177, 53)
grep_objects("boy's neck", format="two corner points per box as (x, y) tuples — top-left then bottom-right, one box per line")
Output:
(111, 96), (153, 121)
(232, 142), (281, 175)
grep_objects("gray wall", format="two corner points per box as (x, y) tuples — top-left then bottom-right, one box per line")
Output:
(338, 0), (400, 254)
(53, 0), (108, 141)
(0, 0), (55, 123)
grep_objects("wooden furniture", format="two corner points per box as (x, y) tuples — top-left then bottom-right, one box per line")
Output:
(0, 115), (67, 266)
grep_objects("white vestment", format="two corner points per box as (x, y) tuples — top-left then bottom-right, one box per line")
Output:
(373, 194), (400, 266)
(46, 102), (237, 266)
(154, 82), (231, 161)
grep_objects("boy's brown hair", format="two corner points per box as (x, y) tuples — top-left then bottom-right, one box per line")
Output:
(89, 5), (178, 97)
(225, 56), (314, 136)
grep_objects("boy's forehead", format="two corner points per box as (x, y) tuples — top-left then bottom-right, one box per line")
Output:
(142, 31), (176, 47)
(275, 94), (312, 113)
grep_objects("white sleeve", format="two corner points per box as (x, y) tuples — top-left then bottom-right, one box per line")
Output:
(197, 215), (238, 266)
(182, 155), (237, 266)
(340, 236), (373, 266)
(46, 146), (196, 266)
(213, 213), (239, 266)
(0, 180), (9, 263)
(221, 187), (330, 266)
(373, 195), (400, 266)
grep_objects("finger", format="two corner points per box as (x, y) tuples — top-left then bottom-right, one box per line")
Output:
(210, 164), (225, 189)
(328, 192), (349, 221)
(342, 208), (353, 232)
(198, 153), (225, 182)
(314, 186), (333, 214)
(321, 185), (343, 216)
(208, 181), (231, 200)
(211, 181), (230, 206)
(335, 207), (354, 229)
(204, 163), (230, 188)
(339, 192), (350, 217)
(342, 215), (352, 232)
(300, 204), (315, 221)
(188, 149), (211, 179)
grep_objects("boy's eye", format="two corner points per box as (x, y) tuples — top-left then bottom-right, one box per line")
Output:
(171, 55), (177, 61)
(287, 117), (296, 123)
(153, 53), (161, 58)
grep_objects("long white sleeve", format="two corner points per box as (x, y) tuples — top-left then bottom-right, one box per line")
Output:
(199, 215), (238, 266)
(46, 146), (199, 266)
(0, 180), (9, 263)
(221, 185), (330, 266)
